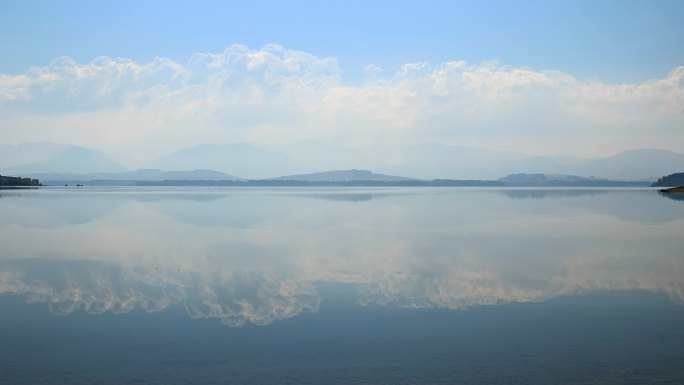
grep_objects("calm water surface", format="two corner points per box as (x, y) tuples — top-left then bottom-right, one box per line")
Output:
(1, 187), (683, 384)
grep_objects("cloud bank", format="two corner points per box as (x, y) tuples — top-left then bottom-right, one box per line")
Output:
(1, 44), (683, 158)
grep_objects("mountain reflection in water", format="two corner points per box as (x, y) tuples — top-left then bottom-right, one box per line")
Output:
(1, 187), (683, 326)
(2, 187), (684, 385)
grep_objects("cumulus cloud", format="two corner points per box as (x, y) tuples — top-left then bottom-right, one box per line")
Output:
(0, 56), (186, 111)
(363, 64), (383, 77)
(0, 44), (682, 157)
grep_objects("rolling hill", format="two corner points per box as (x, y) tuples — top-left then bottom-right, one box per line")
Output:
(4, 145), (128, 174)
(144, 143), (305, 179)
(268, 169), (415, 182)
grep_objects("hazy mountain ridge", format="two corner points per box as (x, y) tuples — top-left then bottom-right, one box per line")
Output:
(552, 149), (684, 181)
(273, 142), (684, 180)
(0, 142), (72, 168)
(144, 143), (305, 180)
(3, 141), (683, 181)
(23, 169), (243, 183)
(3, 143), (127, 174)
(499, 173), (650, 187)
(268, 169), (415, 182)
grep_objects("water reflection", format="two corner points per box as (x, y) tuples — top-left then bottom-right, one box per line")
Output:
(1, 187), (683, 326)
(0, 259), (319, 326)
(501, 188), (684, 223)
(501, 188), (612, 199)
(659, 190), (684, 202)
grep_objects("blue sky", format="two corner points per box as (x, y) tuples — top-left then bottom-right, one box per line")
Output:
(3, 0), (683, 83)
(0, 0), (682, 159)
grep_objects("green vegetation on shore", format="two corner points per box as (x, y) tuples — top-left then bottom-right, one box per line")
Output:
(652, 172), (684, 187)
(0, 174), (41, 187)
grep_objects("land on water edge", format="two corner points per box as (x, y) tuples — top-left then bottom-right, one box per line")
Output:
(652, 173), (684, 188)
(4, 170), (682, 189)
(0, 174), (41, 187)
(658, 185), (684, 202)
(660, 186), (684, 193)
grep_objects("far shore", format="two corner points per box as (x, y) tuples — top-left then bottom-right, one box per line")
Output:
(661, 186), (684, 193)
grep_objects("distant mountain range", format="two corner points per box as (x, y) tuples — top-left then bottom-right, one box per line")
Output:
(498, 173), (649, 187)
(20, 169), (243, 184)
(557, 149), (684, 181)
(1, 143), (127, 174)
(274, 143), (684, 181)
(143, 143), (304, 180)
(0, 142), (70, 167)
(268, 169), (414, 182)
(2, 141), (684, 181)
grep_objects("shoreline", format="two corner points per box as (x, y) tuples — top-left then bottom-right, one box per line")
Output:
(660, 186), (684, 193)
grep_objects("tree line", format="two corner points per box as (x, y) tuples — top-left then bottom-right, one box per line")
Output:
(0, 174), (41, 186)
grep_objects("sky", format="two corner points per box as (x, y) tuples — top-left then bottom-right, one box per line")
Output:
(1, 0), (683, 161)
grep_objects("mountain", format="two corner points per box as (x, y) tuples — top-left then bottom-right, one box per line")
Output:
(24, 169), (243, 183)
(145, 143), (305, 179)
(268, 142), (559, 180)
(268, 169), (415, 182)
(498, 173), (650, 187)
(5, 145), (128, 174)
(275, 140), (380, 171)
(357, 143), (560, 179)
(558, 149), (684, 180)
(0, 142), (72, 169)
(122, 169), (243, 181)
(4, 141), (683, 181)
(325, 144), (684, 181)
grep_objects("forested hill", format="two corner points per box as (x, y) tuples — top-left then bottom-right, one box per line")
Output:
(652, 172), (684, 187)
(0, 174), (41, 186)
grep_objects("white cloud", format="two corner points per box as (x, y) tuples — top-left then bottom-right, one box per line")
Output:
(363, 64), (383, 77)
(0, 45), (682, 158)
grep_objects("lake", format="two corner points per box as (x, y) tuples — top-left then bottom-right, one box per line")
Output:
(1, 187), (683, 384)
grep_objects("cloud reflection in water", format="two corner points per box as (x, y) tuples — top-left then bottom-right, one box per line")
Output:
(0, 188), (683, 325)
